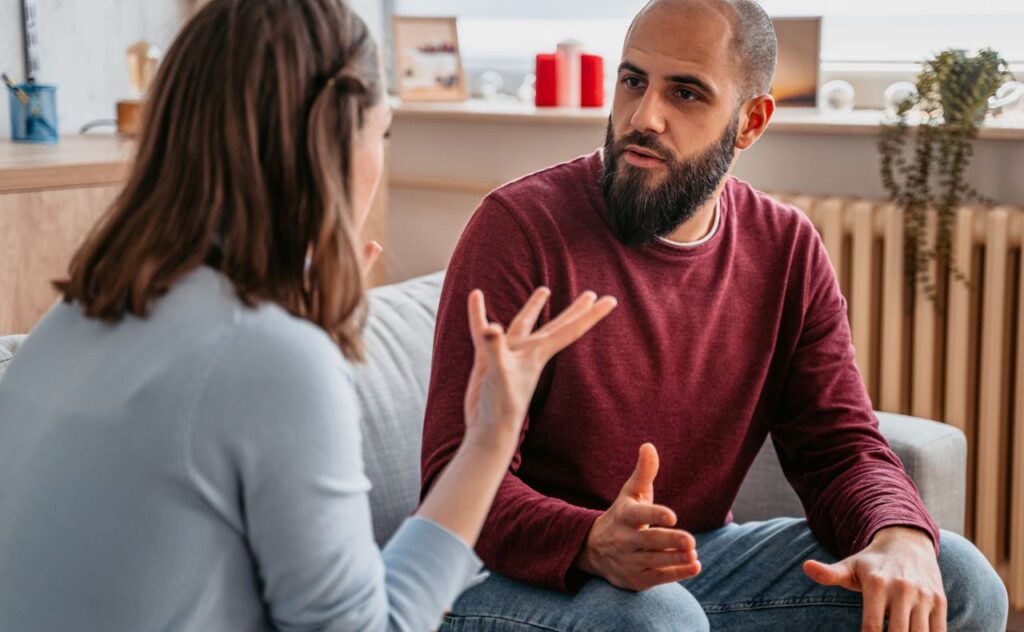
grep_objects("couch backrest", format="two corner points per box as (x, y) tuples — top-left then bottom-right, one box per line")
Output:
(355, 273), (446, 544)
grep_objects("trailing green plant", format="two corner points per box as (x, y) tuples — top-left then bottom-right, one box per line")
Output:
(879, 48), (1011, 307)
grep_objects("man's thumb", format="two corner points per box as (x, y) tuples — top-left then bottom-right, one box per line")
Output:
(621, 443), (659, 500)
(803, 559), (858, 591)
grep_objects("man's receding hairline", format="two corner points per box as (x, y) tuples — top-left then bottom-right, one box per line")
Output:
(627, 0), (777, 99)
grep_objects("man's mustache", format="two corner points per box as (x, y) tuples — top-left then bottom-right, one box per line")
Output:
(615, 132), (674, 163)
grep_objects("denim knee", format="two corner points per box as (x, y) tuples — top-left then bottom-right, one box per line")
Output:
(938, 530), (1008, 632)
(606, 582), (710, 632)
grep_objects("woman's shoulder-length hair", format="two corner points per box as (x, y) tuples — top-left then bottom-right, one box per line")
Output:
(56, 0), (381, 361)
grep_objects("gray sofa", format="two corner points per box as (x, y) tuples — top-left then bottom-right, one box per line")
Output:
(0, 272), (967, 549)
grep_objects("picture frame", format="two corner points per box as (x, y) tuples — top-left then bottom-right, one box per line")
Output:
(770, 17), (822, 108)
(391, 16), (468, 102)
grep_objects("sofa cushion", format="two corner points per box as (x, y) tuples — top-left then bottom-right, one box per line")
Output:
(355, 272), (445, 545)
(0, 335), (28, 383)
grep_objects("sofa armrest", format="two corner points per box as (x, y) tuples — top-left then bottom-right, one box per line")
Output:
(874, 411), (967, 535)
(732, 411), (966, 535)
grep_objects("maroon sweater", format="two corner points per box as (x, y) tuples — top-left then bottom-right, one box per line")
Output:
(420, 151), (938, 593)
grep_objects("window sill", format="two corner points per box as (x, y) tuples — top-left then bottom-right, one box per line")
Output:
(391, 97), (1024, 141)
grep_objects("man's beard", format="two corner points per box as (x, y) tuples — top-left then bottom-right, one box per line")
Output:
(601, 116), (739, 247)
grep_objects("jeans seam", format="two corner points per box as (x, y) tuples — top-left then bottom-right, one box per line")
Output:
(702, 596), (863, 613)
(444, 613), (565, 632)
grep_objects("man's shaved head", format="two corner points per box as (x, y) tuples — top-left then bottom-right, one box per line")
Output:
(630, 0), (778, 99)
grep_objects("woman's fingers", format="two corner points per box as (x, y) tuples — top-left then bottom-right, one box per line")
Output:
(467, 290), (489, 342)
(537, 296), (617, 357)
(537, 291), (598, 336)
(507, 287), (551, 341)
(362, 241), (383, 274)
(479, 322), (508, 371)
(470, 288), (618, 364)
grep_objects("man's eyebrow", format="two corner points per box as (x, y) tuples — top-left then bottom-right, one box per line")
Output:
(618, 60), (716, 96)
(618, 61), (648, 77)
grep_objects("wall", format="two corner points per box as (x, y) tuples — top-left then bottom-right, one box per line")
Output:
(0, 0), (188, 137)
(386, 115), (1024, 282)
(0, 0), (387, 139)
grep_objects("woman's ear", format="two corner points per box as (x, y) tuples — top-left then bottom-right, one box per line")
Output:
(735, 94), (775, 150)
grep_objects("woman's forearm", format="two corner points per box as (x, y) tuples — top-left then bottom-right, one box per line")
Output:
(415, 429), (518, 547)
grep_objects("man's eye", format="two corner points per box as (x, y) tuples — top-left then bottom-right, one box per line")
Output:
(676, 88), (699, 102)
(622, 76), (644, 89)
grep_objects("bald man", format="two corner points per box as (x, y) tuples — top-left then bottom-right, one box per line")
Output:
(420, 1), (1006, 630)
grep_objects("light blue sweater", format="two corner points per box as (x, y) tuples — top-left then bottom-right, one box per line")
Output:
(0, 267), (483, 631)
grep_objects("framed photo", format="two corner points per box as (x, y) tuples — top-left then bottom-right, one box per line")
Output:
(770, 17), (822, 108)
(392, 16), (468, 102)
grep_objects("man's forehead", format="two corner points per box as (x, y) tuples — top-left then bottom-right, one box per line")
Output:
(623, 0), (736, 72)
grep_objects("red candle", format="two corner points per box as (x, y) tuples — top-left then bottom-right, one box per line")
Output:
(581, 54), (604, 108)
(535, 53), (560, 107)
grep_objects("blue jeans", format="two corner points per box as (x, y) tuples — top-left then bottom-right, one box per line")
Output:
(440, 518), (1007, 631)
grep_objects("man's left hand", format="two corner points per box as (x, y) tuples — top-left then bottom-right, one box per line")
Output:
(803, 526), (947, 632)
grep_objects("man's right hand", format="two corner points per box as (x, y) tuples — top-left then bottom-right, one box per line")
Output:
(575, 443), (701, 591)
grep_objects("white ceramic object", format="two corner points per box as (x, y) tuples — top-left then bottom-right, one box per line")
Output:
(517, 73), (536, 103)
(989, 81), (1024, 116)
(479, 70), (504, 100)
(883, 81), (919, 117)
(819, 80), (855, 113)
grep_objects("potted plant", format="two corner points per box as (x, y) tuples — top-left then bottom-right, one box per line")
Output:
(878, 48), (1012, 307)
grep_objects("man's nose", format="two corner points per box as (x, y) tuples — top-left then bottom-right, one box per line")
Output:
(629, 89), (667, 136)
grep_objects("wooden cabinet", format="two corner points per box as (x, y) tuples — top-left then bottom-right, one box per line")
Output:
(0, 136), (388, 335)
(0, 185), (121, 334)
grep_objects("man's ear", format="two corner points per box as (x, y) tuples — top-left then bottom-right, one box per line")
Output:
(735, 94), (775, 150)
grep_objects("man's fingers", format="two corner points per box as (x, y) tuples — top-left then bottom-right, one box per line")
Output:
(639, 561), (702, 585)
(620, 443), (660, 502)
(886, 587), (914, 632)
(804, 559), (858, 592)
(631, 526), (694, 552)
(909, 603), (931, 632)
(929, 593), (948, 632)
(507, 287), (551, 341)
(536, 296), (617, 357)
(632, 549), (696, 569)
(861, 585), (887, 632)
(620, 502), (677, 528)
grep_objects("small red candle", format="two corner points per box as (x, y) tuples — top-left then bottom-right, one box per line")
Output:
(535, 53), (560, 107)
(581, 54), (604, 108)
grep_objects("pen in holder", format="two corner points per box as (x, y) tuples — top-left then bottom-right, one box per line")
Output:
(3, 73), (58, 143)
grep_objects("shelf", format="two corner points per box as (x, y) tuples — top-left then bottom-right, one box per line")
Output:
(391, 97), (1024, 141)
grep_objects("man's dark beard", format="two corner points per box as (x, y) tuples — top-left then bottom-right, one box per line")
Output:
(601, 116), (739, 247)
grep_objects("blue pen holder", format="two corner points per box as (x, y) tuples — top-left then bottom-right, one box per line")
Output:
(8, 83), (59, 143)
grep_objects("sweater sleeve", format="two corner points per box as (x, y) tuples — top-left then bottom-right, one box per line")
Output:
(420, 195), (603, 594)
(187, 319), (483, 632)
(770, 225), (940, 558)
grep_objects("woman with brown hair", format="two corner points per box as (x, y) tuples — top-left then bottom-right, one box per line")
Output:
(0, 1), (615, 630)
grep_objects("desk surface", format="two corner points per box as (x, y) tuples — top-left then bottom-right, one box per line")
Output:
(0, 134), (135, 193)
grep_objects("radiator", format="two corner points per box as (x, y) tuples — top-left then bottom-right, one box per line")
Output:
(772, 193), (1024, 608)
